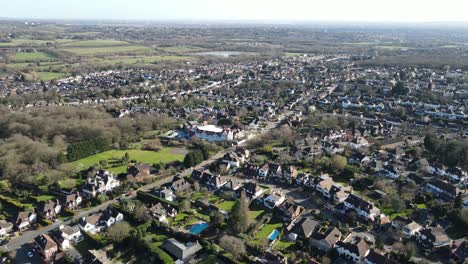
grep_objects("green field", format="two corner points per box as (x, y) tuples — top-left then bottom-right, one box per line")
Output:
(91, 55), (194, 65)
(0, 38), (73, 47)
(285, 52), (303, 57)
(69, 148), (184, 174)
(13, 51), (55, 62)
(62, 40), (131, 47)
(158, 46), (202, 53)
(37, 72), (65, 81)
(216, 200), (236, 211)
(254, 223), (282, 240)
(61, 45), (151, 56)
(34, 195), (56, 202)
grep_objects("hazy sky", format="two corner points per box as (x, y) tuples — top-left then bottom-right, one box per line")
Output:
(1, 0), (468, 22)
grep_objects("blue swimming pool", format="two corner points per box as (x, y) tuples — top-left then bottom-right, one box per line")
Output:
(190, 222), (209, 235)
(268, 229), (280, 241)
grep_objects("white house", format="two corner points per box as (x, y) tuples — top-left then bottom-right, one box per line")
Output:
(264, 190), (286, 209)
(82, 170), (120, 198)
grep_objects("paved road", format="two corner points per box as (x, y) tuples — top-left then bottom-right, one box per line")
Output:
(3, 93), (297, 255)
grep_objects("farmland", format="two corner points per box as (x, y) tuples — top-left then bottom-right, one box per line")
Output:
(13, 51), (55, 62)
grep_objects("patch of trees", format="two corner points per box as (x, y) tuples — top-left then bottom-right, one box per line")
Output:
(183, 145), (209, 168)
(228, 191), (250, 234)
(391, 82), (409, 96)
(423, 134), (467, 170)
(67, 137), (111, 161)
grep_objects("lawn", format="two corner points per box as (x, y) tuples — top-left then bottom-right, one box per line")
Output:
(254, 223), (282, 240)
(158, 46), (202, 53)
(285, 52), (303, 57)
(216, 200), (236, 211)
(61, 45), (151, 56)
(273, 240), (295, 251)
(91, 55), (194, 65)
(62, 40), (131, 47)
(248, 210), (264, 220)
(37, 72), (65, 81)
(0, 38), (73, 47)
(34, 195), (55, 202)
(13, 51), (55, 62)
(69, 148), (184, 173)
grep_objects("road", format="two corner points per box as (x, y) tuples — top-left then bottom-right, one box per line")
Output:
(2, 86), (303, 256)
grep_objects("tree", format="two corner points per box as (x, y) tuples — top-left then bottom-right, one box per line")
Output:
(122, 152), (130, 164)
(99, 160), (108, 168)
(424, 133), (440, 153)
(107, 221), (131, 243)
(219, 235), (246, 260)
(183, 153), (194, 168)
(229, 191), (250, 233)
(134, 204), (150, 222)
(180, 199), (191, 212)
(210, 211), (226, 228)
(392, 82), (409, 96)
(331, 155), (347, 173)
(193, 182), (200, 192)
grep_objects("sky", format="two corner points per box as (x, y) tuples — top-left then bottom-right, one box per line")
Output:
(1, 0), (468, 23)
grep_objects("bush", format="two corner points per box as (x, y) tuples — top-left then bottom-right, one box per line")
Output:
(148, 243), (174, 264)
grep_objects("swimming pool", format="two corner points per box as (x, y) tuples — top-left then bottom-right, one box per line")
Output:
(189, 222), (209, 235)
(268, 229), (280, 241)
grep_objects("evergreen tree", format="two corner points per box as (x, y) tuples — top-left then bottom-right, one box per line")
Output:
(229, 191), (250, 233)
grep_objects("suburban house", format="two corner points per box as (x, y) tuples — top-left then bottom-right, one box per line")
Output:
(425, 179), (459, 200)
(402, 221), (422, 237)
(14, 210), (37, 231)
(79, 213), (104, 234)
(168, 176), (191, 192)
(343, 194), (381, 222)
(263, 190), (286, 209)
(287, 217), (319, 241)
(237, 182), (264, 200)
(82, 170), (121, 198)
(37, 199), (62, 221)
(310, 227), (342, 252)
(60, 192), (82, 210)
(0, 220), (13, 239)
(335, 237), (371, 263)
(162, 238), (203, 261)
(149, 203), (177, 223)
(416, 227), (452, 249)
(364, 249), (389, 264)
(155, 188), (177, 202)
(34, 234), (58, 262)
(275, 198), (305, 223)
(59, 224), (83, 244)
(258, 163), (270, 178)
(127, 163), (152, 182)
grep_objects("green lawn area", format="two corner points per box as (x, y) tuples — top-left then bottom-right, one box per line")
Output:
(285, 52), (303, 57)
(62, 40), (131, 47)
(273, 240), (295, 251)
(248, 210), (264, 220)
(216, 200), (235, 211)
(415, 203), (427, 209)
(61, 45), (151, 56)
(69, 148), (184, 173)
(158, 46), (202, 53)
(254, 223), (282, 240)
(0, 38), (73, 47)
(34, 195), (55, 202)
(382, 207), (413, 219)
(37, 72), (65, 81)
(91, 55), (194, 65)
(13, 51), (55, 62)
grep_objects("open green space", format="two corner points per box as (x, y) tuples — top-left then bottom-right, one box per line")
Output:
(34, 195), (55, 202)
(158, 46), (202, 53)
(248, 210), (264, 220)
(285, 52), (303, 57)
(90, 55), (194, 65)
(37, 72), (65, 81)
(61, 45), (151, 56)
(254, 222), (282, 240)
(69, 148), (184, 173)
(0, 38), (73, 47)
(216, 200), (236, 211)
(62, 40), (131, 47)
(13, 51), (55, 62)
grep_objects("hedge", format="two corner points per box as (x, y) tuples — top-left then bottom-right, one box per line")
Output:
(148, 243), (174, 264)
(136, 191), (178, 208)
(0, 194), (31, 210)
